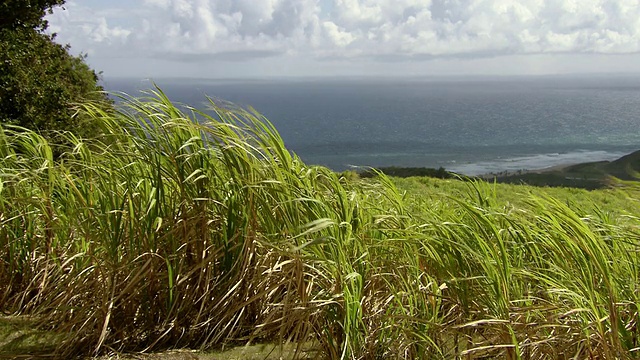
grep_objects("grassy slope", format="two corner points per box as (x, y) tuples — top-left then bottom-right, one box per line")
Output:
(1, 92), (640, 359)
(394, 176), (640, 217)
(4, 176), (638, 359)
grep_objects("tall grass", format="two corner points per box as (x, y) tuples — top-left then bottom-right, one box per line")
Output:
(1, 89), (639, 359)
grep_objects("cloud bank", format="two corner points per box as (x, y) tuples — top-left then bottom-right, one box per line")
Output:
(47, 0), (640, 63)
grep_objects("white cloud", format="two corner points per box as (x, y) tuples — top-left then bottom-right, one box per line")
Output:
(47, 2), (132, 56)
(323, 21), (356, 47)
(324, 0), (640, 58)
(47, 0), (640, 63)
(120, 0), (322, 58)
(86, 18), (131, 44)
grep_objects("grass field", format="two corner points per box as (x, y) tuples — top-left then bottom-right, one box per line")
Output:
(1, 90), (640, 359)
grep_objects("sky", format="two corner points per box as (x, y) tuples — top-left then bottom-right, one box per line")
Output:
(45, 0), (640, 79)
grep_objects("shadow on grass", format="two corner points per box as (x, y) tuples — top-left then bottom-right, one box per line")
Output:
(1, 316), (319, 359)
(0, 316), (59, 358)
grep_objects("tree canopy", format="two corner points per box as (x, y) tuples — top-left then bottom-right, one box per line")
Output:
(0, 0), (65, 30)
(0, 0), (111, 144)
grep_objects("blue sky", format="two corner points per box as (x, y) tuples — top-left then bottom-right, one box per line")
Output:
(46, 0), (640, 79)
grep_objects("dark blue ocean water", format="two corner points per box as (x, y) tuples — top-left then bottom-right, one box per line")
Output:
(104, 76), (640, 175)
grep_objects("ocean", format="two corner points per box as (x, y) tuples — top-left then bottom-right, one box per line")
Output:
(103, 76), (640, 176)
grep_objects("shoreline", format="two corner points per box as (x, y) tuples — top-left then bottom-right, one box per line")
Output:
(476, 162), (577, 179)
(357, 148), (639, 189)
(441, 148), (637, 178)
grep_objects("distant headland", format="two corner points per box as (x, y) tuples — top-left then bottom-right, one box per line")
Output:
(359, 149), (640, 190)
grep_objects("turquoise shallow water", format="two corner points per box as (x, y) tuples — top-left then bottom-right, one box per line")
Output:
(104, 76), (640, 175)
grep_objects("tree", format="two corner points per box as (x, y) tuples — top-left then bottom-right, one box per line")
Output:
(0, 0), (111, 144)
(0, 0), (65, 30)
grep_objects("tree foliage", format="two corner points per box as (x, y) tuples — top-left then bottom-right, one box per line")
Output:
(0, 0), (65, 30)
(0, 0), (111, 143)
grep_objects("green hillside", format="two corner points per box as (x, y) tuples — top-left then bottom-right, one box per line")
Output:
(602, 149), (640, 180)
(359, 150), (640, 190)
(1, 92), (640, 359)
(488, 150), (640, 189)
